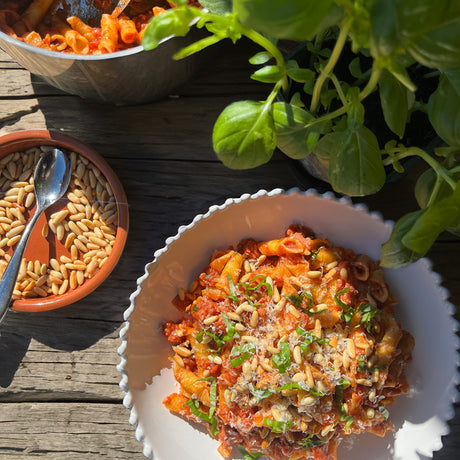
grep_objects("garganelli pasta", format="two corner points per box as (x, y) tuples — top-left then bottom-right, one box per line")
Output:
(163, 225), (414, 459)
(0, 0), (200, 55)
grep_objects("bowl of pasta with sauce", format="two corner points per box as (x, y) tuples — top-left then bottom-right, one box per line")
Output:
(118, 188), (459, 460)
(0, 1), (206, 105)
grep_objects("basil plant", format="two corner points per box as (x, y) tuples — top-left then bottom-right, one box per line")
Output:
(142, 0), (460, 268)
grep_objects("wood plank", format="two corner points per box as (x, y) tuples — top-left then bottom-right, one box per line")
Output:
(0, 330), (124, 402)
(0, 402), (144, 459)
(0, 39), (266, 99)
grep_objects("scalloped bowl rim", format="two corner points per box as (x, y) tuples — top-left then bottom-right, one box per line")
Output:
(118, 188), (460, 460)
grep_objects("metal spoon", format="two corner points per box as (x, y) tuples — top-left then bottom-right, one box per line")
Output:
(0, 148), (72, 324)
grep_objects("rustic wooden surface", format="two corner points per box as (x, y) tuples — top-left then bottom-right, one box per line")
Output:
(0, 38), (459, 460)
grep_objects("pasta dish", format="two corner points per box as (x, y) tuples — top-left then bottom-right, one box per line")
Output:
(0, 0), (200, 54)
(162, 225), (414, 459)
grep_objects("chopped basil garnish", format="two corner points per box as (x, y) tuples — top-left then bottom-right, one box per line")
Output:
(276, 382), (323, 396)
(357, 354), (367, 372)
(237, 274), (273, 306)
(298, 433), (327, 448)
(284, 292), (311, 309)
(334, 288), (381, 330)
(229, 342), (256, 367)
(271, 341), (291, 373)
(240, 274), (273, 297)
(334, 380), (353, 429)
(192, 376), (217, 417)
(249, 383), (273, 402)
(338, 378), (351, 387)
(192, 304), (199, 312)
(357, 302), (380, 334)
(378, 406), (390, 420)
(311, 247), (324, 265)
(221, 313), (240, 342)
(334, 287), (355, 324)
(284, 292), (326, 316)
(296, 324), (330, 353)
(263, 417), (293, 433)
(196, 330), (224, 355)
(334, 288), (350, 308)
(186, 397), (219, 435)
(228, 273), (239, 303)
(357, 354), (388, 373)
(238, 446), (263, 459)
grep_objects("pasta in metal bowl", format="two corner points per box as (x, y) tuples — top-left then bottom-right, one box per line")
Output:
(162, 224), (414, 460)
(0, 0), (201, 55)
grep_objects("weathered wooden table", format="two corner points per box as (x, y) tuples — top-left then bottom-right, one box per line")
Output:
(0, 39), (458, 459)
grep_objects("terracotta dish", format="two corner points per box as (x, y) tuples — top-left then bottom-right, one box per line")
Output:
(0, 130), (129, 312)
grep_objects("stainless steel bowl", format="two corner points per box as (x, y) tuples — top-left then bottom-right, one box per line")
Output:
(0, 29), (204, 105)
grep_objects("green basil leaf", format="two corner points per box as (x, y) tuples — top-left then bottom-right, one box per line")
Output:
(249, 51), (272, 65)
(286, 60), (316, 84)
(415, 167), (460, 237)
(263, 417), (293, 433)
(380, 210), (425, 268)
(348, 57), (366, 80)
(233, 0), (340, 41)
(428, 75), (460, 148)
(198, 0), (233, 15)
(384, 58), (417, 92)
(213, 101), (276, 169)
(142, 7), (200, 50)
(251, 65), (286, 84)
(273, 102), (330, 160)
(379, 69), (409, 138)
(271, 341), (291, 373)
(230, 342), (256, 367)
(370, 0), (399, 57)
(407, 18), (460, 71)
(371, 0), (460, 70)
(402, 183), (460, 255)
(347, 87), (365, 132)
(318, 127), (385, 196)
(444, 67), (460, 95)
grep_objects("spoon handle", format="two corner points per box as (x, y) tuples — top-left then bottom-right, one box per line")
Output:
(0, 209), (43, 324)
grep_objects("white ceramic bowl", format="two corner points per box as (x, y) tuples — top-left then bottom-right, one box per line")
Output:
(118, 188), (459, 460)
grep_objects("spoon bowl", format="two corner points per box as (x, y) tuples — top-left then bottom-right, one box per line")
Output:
(0, 148), (71, 324)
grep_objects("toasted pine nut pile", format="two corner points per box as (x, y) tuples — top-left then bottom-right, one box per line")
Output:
(0, 147), (118, 300)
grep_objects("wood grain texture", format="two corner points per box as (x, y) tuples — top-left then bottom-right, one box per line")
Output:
(0, 34), (458, 460)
